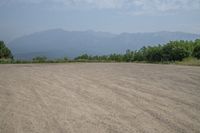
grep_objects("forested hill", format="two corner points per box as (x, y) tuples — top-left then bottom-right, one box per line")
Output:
(8, 29), (200, 60)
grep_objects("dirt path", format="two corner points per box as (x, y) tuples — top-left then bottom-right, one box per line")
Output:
(0, 63), (200, 133)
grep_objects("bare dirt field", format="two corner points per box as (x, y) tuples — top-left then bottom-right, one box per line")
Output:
(0, 63), (200, 133)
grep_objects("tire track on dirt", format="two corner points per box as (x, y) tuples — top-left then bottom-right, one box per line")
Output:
(76, 74), (200, 133)
(1, 63), (200, 133)
(29, 82), (70, 133)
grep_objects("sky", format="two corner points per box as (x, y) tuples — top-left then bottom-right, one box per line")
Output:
(0, 0), (200, 42)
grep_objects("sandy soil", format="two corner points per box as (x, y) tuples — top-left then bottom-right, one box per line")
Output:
(0, 63), (200, 133)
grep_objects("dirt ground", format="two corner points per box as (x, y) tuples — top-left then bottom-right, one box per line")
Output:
(0, 63), (200, 133)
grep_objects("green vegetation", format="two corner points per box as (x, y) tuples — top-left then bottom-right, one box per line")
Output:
(192, 39), (200, 59)
(32, 56), (69, 63)
(0, 58), (13, 64)
(0, 41), (13, 59)
(0, 39), (200, 66)
(175, 57), (200, 66)
(32, 56), (48, 63)
(75, 39), (200, 63)
(0, 41), (13, 63)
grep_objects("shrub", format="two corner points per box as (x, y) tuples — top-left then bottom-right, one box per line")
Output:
(193, 45), (200, 59)
(0, 41), (13, 59)
(32, 56), (47, 63)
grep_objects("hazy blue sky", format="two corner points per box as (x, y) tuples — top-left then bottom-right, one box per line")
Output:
(0, 0), (200, 42)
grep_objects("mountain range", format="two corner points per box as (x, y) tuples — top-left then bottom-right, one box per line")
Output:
(8, 29), (200, 60)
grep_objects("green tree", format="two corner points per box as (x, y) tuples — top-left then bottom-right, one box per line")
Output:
(162, 41), (190, 61)
(146, 45), (163, 62)
(0, 41), (13, 59)
(75, 54), (89, 60)
(193, 39), (200, 59)
(123, 49), (134, 62)
(109, 54), (123, 62)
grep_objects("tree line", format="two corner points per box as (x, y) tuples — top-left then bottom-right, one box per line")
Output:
(0, 39), (200, 63)
(75, 39), (200, 62)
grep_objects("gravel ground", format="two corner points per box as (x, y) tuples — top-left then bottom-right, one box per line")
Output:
(0, 63), (200, 133)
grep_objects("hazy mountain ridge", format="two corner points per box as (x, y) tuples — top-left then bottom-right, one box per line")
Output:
(8, 29), (200, 59)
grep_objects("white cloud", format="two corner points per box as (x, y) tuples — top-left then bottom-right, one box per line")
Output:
(1, 0), (200, 14)
(55, 0), (200, 10)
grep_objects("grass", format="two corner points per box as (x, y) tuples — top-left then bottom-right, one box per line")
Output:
(1, 57), (200, 66)
(0, 59), (14, 64)
(175, 57), (200, 66)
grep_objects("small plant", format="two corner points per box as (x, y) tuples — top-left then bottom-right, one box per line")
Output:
(32, 56), (47, 63)
(175, 57), (200, 66)
(193, 43), (200, 59)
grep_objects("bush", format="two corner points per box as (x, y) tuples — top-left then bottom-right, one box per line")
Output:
(162, 42), (190, 61)
(0, 41), (13, 59)
(32, 56), (47, 63)
(193, 40), (200, 59)
(146, 46), (163, 62)
(176, 57), (200, 66)
(0, 58), (13, 64)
